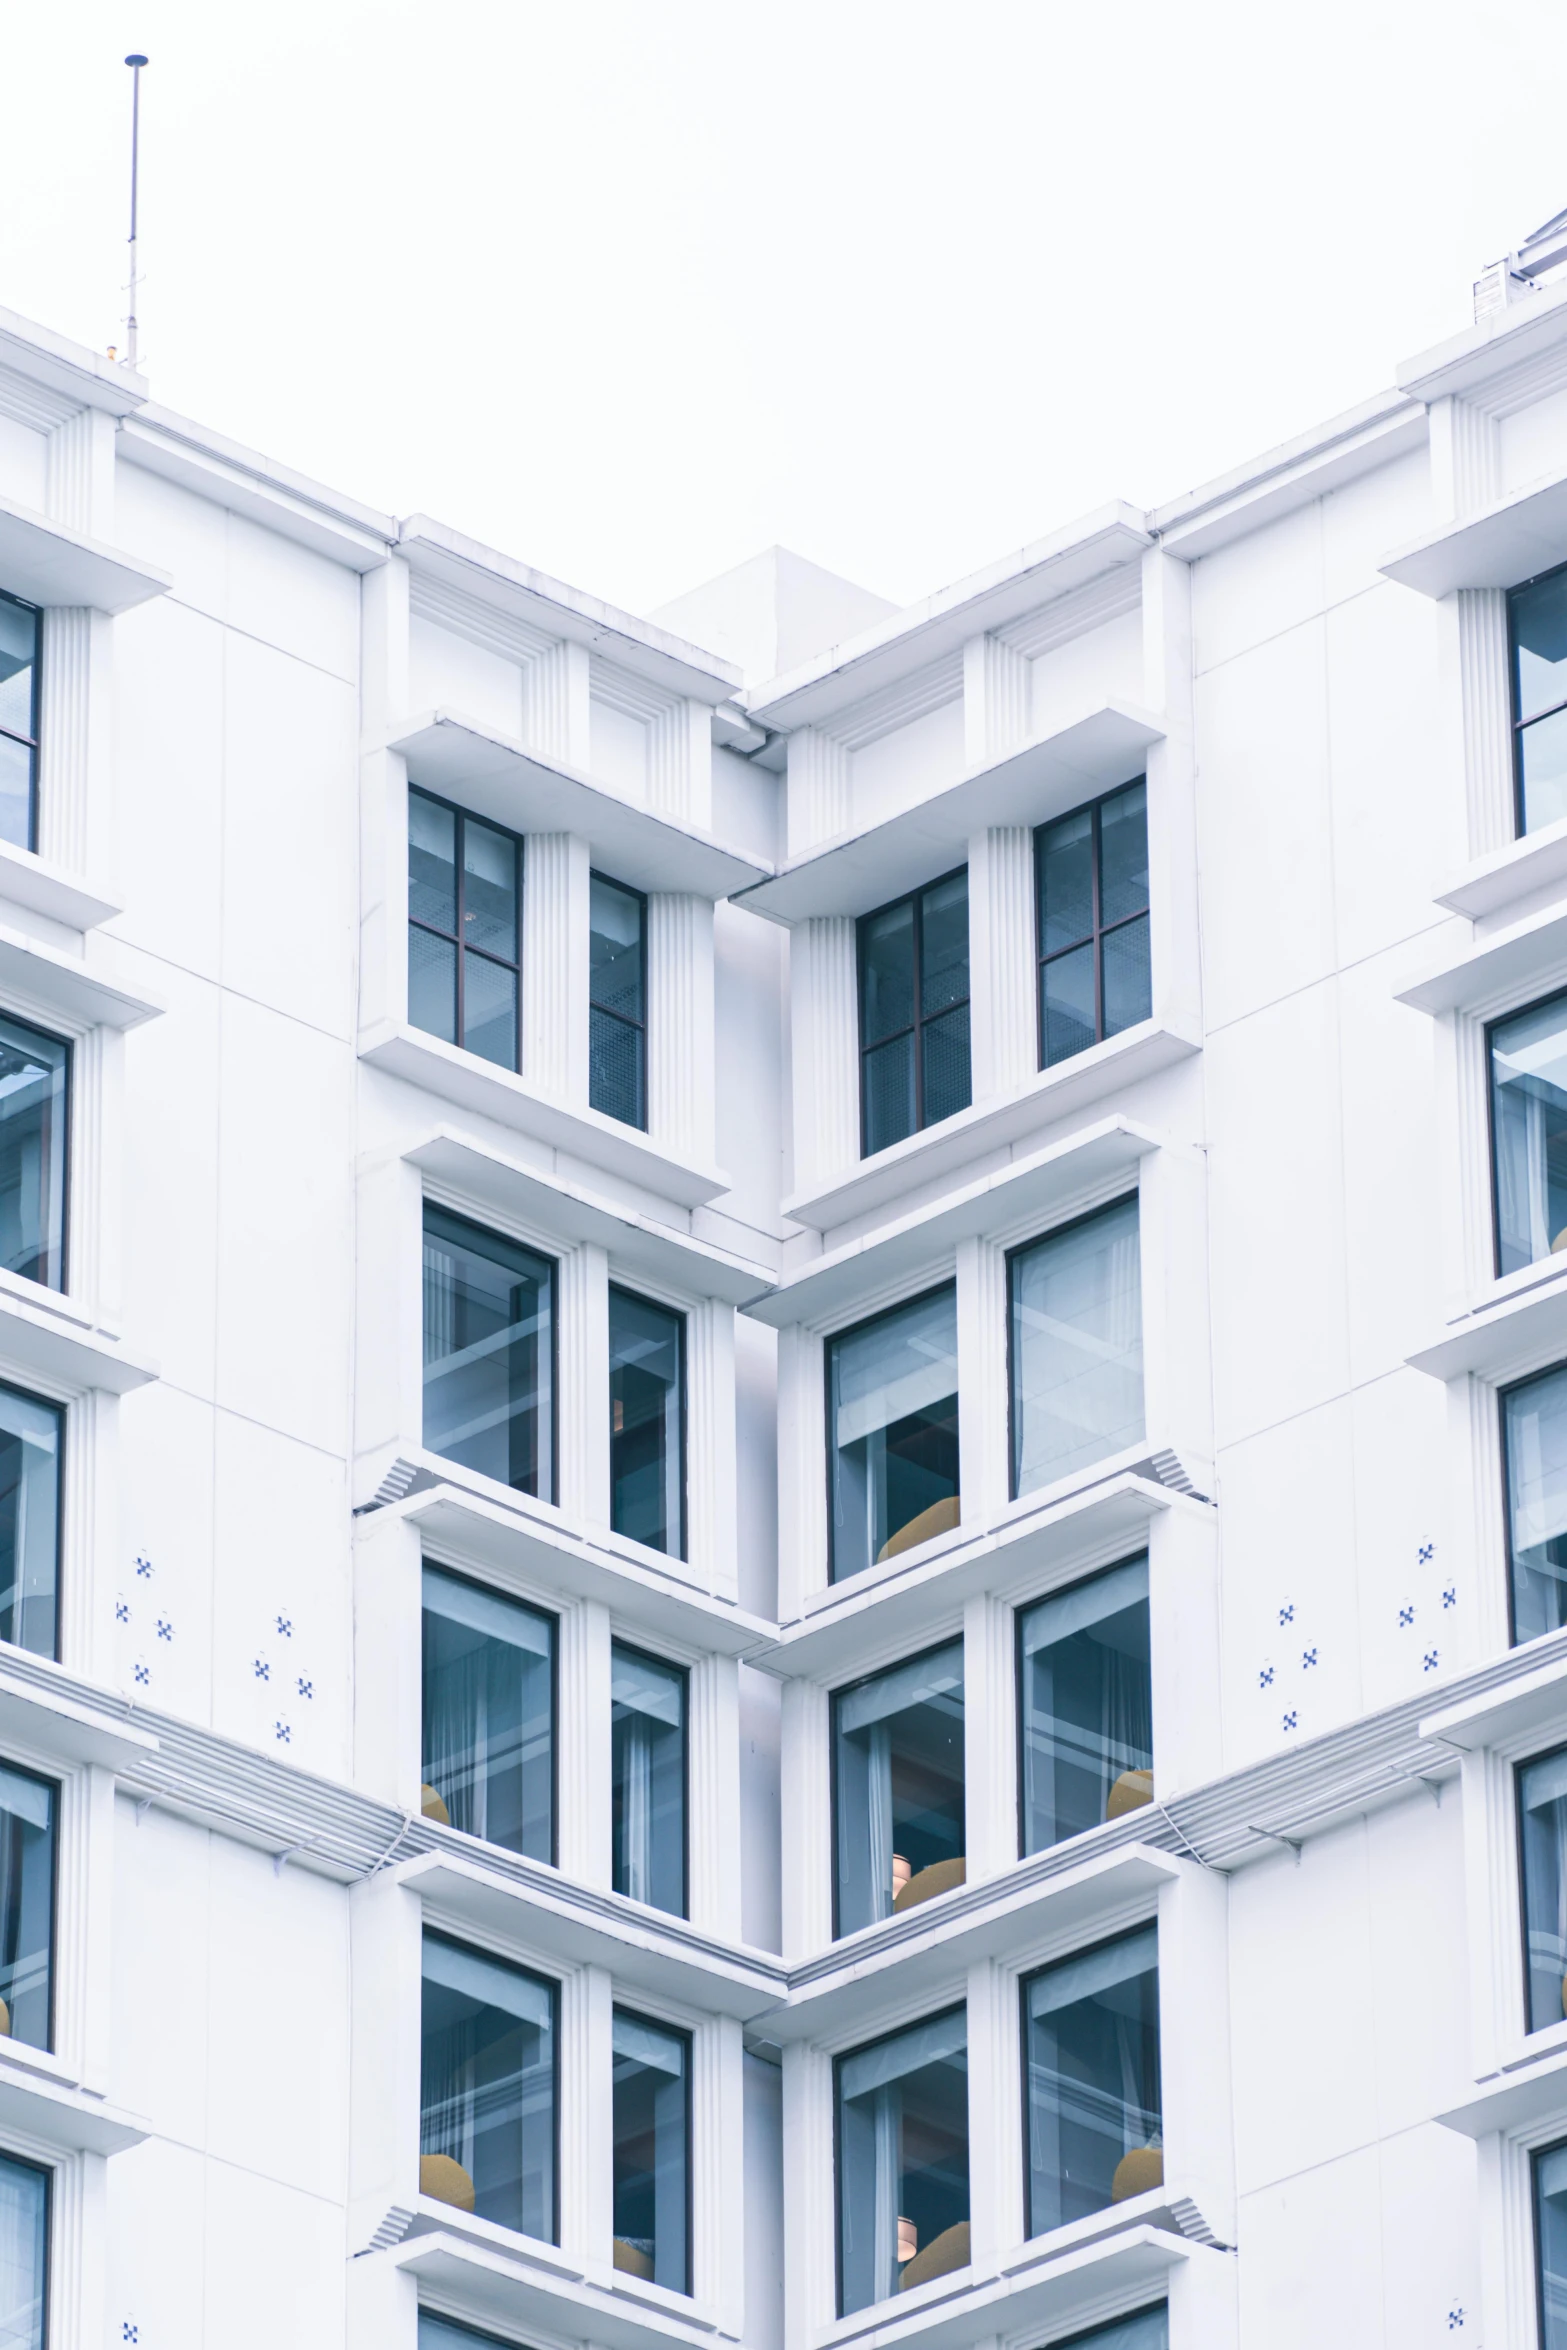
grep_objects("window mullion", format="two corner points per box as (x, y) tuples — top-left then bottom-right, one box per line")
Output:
(912, 889), (924, 1132)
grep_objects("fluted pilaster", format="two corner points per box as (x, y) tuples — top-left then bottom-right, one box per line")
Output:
(967, 824), (1035, 1099)
(789, 916), (858, 1191)
(522, 832), (589, 1101)
(647, 891), (715, 1164)
(786, 727), (850, 858)
(963, 631), (1030, 766)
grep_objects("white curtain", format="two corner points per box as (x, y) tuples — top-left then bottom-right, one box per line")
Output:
(1013, 1197), (1143, 1496)
(0, 2156), (44, 2350)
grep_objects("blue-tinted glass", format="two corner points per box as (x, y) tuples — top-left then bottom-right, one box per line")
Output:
(463, 951), (517, 1070)
(1024, 1925), (1161, 2238)
(836, 2009), (968, 2314)
(1491, 990), (1567, 1273)
(921, 1006), (971, 1127)
(861, 899), (915, 1045)
(0, 1386), (60, 1661)
(1523, 705), (1567, 836)
(0, 740), (30, 856)
(833, 1641), (964, 1937)
(1540, 2138), (1567, 2348)
(409, 791), (457, 933)
(1041, 942), (1096, 1068)
(829, 1287), (959, 1582)
(1520, 1747), (1567, 2035)
(609, 1289), (684, 1558)
(0, 2153), (46, 2350)
(422, 1207), (554, 1499)
(1052, 2316), (1168, 2350)
(1019, 1558), (1152, 1854)
(1099, 782), (1149, 925)
(863, 1033), (916, 1156)
(419, 2318), (512, 2350)
(1506, 1364), (1567, 1644)
(0, 600), (36, 747)
(409, 927), (457, 1045)
(919, 873), (968, 1017)
(589, 1006), (646, 1129)
(0, 1766), (53, 2053)
(613, 2011), (690, 2293)
(1038, 809), (1094, 955)
(0, 1016), (66, 1291)
(420, 1933), (556, 2241)
(1102, 913), (1151, 1037)
(1515, 569), (1567, 724)
(591, 876), (644, 1021)
(422, 1567), (554, 1860)
(1011, 1198), (1143, 1497)
(463, 820), (518, 959)
(612, 1644), (686, 1916)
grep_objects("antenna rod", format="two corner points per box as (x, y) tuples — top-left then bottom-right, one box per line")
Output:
(124, 55), (148, 369)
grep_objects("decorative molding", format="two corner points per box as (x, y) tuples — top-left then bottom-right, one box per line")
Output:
(788, 916), (858, 1191)
(1459, 589), (1513, 858)
(520, 831), (587, 1102)
(963, 635), (1029, 768)
(995, 564), (1141, 663)
(647, 893), (715, 1167)
(786, 731), (851, 859)
(828, 649), (964, 756)
(967, 825), (1035, 1100)
(407, 569), (558, 668)
(0, 368), (77, 435)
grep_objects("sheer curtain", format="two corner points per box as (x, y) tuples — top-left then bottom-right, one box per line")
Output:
(425, 1644), (485, 1839)
(621, 1716), (653, 1904)
(1011, 1198), (1143, 1496)
(0, 2157), (43, 2350)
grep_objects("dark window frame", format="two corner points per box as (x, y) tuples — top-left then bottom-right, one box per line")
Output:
(590, 871), (649, 1131)
(611, 2002), (695, 2295)
(828, 1634), (966, 1942)
(421, 1201), (560, 1508)
(419, 1560), (560, 1869)
(856, 865), (970, 1159)
(1033, 778), (1150, 1070)
(1509, 558), (1567, 838)
(1499, 1360), (1567, 1651)
(420, 1926), (563, 2247)
(1537, 2128), (1567, 2350)
(0, 589), (40, 856)
(1018, 1921), (1160, 2245)
(832, 2000), (967, 2321)
(607, 1283), (687, 1562)
(1003, 1193), (1140, 1504)
(408, 784), (524, 1069)
(609, 1635), (691, 1920)
(823, 1278), (959, 1587)
(1013, 1548), (1150, 1863)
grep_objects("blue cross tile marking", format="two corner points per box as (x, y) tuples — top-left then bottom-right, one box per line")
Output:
(1442, 1584), (1457, 1610)
(1423, 1649), (1440, 1672)
(275, 1720), (291, 1743)
(1398, 1604), (1415, 1627)
(1283, 1710), (1298, 1731)
(1418, 1542), (1435, 1565)
(115, 1599), (129, 1624)
(133, 1664), (149, 1687)
(156, 1617), (172, 1642)
(297, 1677), (313, 1700)
(276, 1615), (293, 1638)
(134, 1555), (153, 1579)
(1259, 1664), (1274, 1688)
(1302, 1647), (1318, 1668)
(1279, 1603), (1295, 1625)
(253, 1658), (269, 1681)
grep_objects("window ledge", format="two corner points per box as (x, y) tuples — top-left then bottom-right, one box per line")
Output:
(1381, 462), (1567, 599)
(1422, 1649), (1567, 1754)
(359, 1022), (730, 1210)
(0, 493), (170, 615)
(0, 842), (121, 936)
(0, 923), (162, 1034)
(1407, 1260), (1567, 1382)
(0, 2057), (146, 2157)
(783, 1021), (1201, 1238)
(0, 1277), (156, 1397)
(1438, 2041), (1567, 2139)
(1435, 814), (1567, 925)
(377, 2224), (730, 2350)
(0, 1653), (158, 1771)
(1395, 899), (1567, 1018)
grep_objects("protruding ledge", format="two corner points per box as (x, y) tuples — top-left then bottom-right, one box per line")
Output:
(0, 496), (170, 615)
(1382, 465), (1567, 599)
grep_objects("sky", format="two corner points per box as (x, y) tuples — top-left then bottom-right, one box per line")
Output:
(2, 1), (1565, 623)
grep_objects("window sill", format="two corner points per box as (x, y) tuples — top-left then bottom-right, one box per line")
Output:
(0, 1650), (159, 1771)
(0, 919), (162, 1034)
(1396, 896), (1567, 1019)
(1406, 1258), (1567, 1382)
(0, 2054), (146, 2157)
(1438, 2039), (1567, 2140)
(1381, 459), (1567, 600)
(0, 1272), (156, 1397)
(0, 841), (121, 937)
(0, 493), (171, 615)
(1422, 1643), (1567, 1756)
(375, 2222), (727, 2350)
(1435, 811), (1567, 926)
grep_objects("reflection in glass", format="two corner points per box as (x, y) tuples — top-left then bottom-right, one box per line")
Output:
(1010, 1199), (1143, 1496)
(0, 594), (38, 855)
(0, 1017), (66, 1292)
(612, 2009), (690, 2292)
(422, 1206), (554, 1498)
(421, 1567), (554, 1858)
(0, 1386), (60, 1661)
(836, 2008), (968, 2314)
(858, 872), (971, 1156)
(419, 1933), (557, 2240)
(1512, 565), (1567, 835)
(833, 1640), (964, 1936)
(1023, 1924), (1161, 2239)
(406, 789), (521, 1069)
(612, 1643), (686, 1917)
(608, 1288), (684, 1557)
(590, 874), (646, 1129)
(1036, 782), (1150, 1069)
(0, 1766), (53, 2054)
(1050, 2314), (1168, 2350)
(1505, 1364), (1567, 1644)
(1539, 2136), (1567, 2348)
(1519, 1745), (1567, 2034)
(828, 1286), (959, 1581)
(0, 2153), (46, 2350)
(1491, 989), (1567, 1273)
(1019, 1557), (1152, 1854)
(418, 2317), (511, 2350)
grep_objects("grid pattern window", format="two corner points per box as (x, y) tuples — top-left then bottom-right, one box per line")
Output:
(1022, 1922), (1161, 2240)
(408, 789), (523, 1070)
(608, 1287), (684, 1558)
(0, 1017), (66, 1294)
(1539, 2136), (1567, 2348)
(858, 871), (971, 1157)
(827, 1285), (959, 1583)
(1519, 1744), (1567, 2036)
(611, 2009), (691, 2293)
(1490, 986), (1567, 1274)
(421, 1566), (555, 1861)
(611, 1642), (687, 1917)
(422, 1206), (555, 1502)
(835, 2006), (968, 2314)
(1009, 1197), (1143, 1498)
(1036, 780), (1150, 1069)
(0, 1385), (62, 1663)
(1503, 1362), (1567, 1645)
(590, 874), (647, 1129)
(0, 2153), (47, 2350)
(1510, 563), (1567, 836)
(0, 595), (38, 856)
(832, 1639), (964, 1938)
(1018, 1556), (1152, 1856)
(0, 1764), (55, 2054)
(419, 1932), (558, 2242)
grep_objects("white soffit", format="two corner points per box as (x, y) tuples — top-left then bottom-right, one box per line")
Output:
(118, 409), (395, 572)
(0, 1283), (157, 1397)
(1394, 900), (1567, 1018)
(733, 702), (1164, 926)
(1150, 388), (1427, 562)
(0, 496), (170, 614)
(0, 1667), (158, 1771)
(0, 927), (164, 1031)
(1421, 1651), (1567, 1753)
(1434, 817), (1567, 922)
(385, 2232), (723, 2350)
(1437, 2045), (1567, 2141)
(0, 2068), (147, 2159)
(382, 711), (770, 899)
(1382, 468), (1567, 599)
(1406, 1265), (1567, 1383)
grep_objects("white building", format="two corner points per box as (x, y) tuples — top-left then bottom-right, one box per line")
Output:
(7, 220), (1567, 2350)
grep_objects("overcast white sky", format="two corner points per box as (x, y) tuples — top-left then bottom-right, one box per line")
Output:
(2, 2), (1563, 622)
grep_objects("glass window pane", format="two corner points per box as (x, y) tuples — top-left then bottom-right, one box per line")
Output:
(462, 951), (518, 1071)
(1515, 569), (1567, 724)
(0, 2153), (47, 2350)
(0, 1386), (60, 1661)
(829, 1287), (959, 1583)
(1041, 942), (1096, 1069)
(609, 1289), (684, 1559)
(863, 1033), (916, 1157)
(612, 1644), (686, 1916)
(921, 1006), (971, 1128)
(1101, 914), (1152, 1040)
(1011, 1199), (1144, 1497)
(1523, 705), (1567, 837)
(1541, 2139), (1567, 2349)
(409, 926), (457, 1046)
(1491, 990), (1567, 1273)
(1019, 1557), (1152, 1855)
(0, 1017), (67, 1292)
(589, 1005), (646, 1130)
(1049, 2312), (1168, 2350)
(836, 2007), (968, 2315)
(422, 1567), (554, 1860)
(420, 1933), (557, 2242)
(0, 740), (30, 857)
(1024, 1925), (1161, 2239)
(0, 601), (35, 745)
(860, 899), (915, 1045)
(419, 2318), (512, 2350)
(422, 1207), (554, 1500)
(462, 820), (518, 960)
(833, 1640), (964, 1937)
(590, 875), (644, 1021)
(0, 1766), (53, 2055)
(612, 2009), (690, 2292)
(1507, 1363), (1567, 1644)
(409, 790), (458, 934)
(919, 873), (969, 1019)
(1098, 782), (1149, 927)
(1519, 1747), (1567, 2034)
(1038, 808), (1094, 956)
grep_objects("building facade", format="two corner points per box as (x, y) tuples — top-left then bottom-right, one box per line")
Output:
(2, 248), (1567, 2348)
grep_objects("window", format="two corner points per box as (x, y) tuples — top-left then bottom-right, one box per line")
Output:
(858, 871), (971, 1157)
(0, 1387), (61, 1663)
(827, 1285), (959, 1583)
(1009, 1197), (1143, 1498)
(1539, 2135), (1567, 2348)
(408, 788), (523, 1070)
(1036, 780), (1150, 1069)
(1510, 563), (1567, 836)
(1052, 2315), (1168, 2350)
(1503, 1363), (1567, 1645)
(611, 1642), (686, 1917)
(0, 595), (38, 856)
(1022, 1923), (1161, 2240)
(0, 1765), (54, 2054)
(418, 2318), (513, 2350)
(422, 1206), (555, 1501)
(832, 1640), (964, 1937)
(590, 874), (646, 1129)
(1490, 988), (1567, 1275)
(1018, 1556), (1152, 1856)
(835, 2007), (968, 2315)
(0, 2152), (47, 2350)
(421, 1566), (555, 1860)
(1520, 1745), (1567, 2036)
(612, 2009), (691, 2293)
(608, 1288), (684, 1558)
(419, 1932), (557, 2242)
(0, 1016), (66, 1294)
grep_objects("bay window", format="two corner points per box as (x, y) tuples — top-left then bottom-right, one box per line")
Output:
(0, 1765), (54, 2054)
(419, 1932), (558, 2241)
(611, 2009), (691, 2292)
(827, 1285), (959, 1582)
(0, 1016), (67, 1294)
(420, 1565), (555, 1858)
(835, 2007), (968, 2314)
(422, 1206), (556, 1501)
(1503, 1362), (1567, 1645)
(408, 788), (523, 1070)
(858, 871), (971, 1157)
(1018, 1556), (1153, 1855)
(832, 1639), (964, 1937)
(1489, 986), (1567, 1275)
(1009, 1197), (1143, 1498)
(1510, 562), (1567, 837)
(608, 1288), (684, 1559)
(611, 1642), (686, 1917)
(0, 594), (38, 856)
(0, 1386), (61, 1662)
(0, 2153), (45, 2350)
(1036, 779), (1150, 1070)
(1022, 1923), (1161, 2239)
(1539, 2133), (1567, 2348)
(590, 874), (646, 1130)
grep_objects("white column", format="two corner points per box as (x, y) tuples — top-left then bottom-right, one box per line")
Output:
(45, 407), (115, 537)
(686, 1299), (737, 1597)
(557, 1598), (611, 1890)
(789, 917), (858, 1193)
(780, 2043), (835, 2350)
(695, 2018), (746, 2325)
(560, 1961), (614, 2267)
(776, 1323), (828, 1618)
(650, 698), (712, 828)
(526, 638), (591, 768)
(35, 606), (109, 871)
(779, 1677), (831, 1962)
(1158, 1867), (1235, 2247)
(955, 1235), (1007, 1529)
(647, 891), (716, 1165)
(962, 1592), (1016, 1888)
(965, 1957), (1023, 2265)
(558, 1242), (609, 1522)
(962, 632), (1029, 768)
(966, 827), (1034, 1101)
(522, 831), (590, 1102)
(786, 727), (850, 858)
(1459, 588), (1513, 856)
(688, 1653), (742, 1938)
(1142, 546), (1200, 1035)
